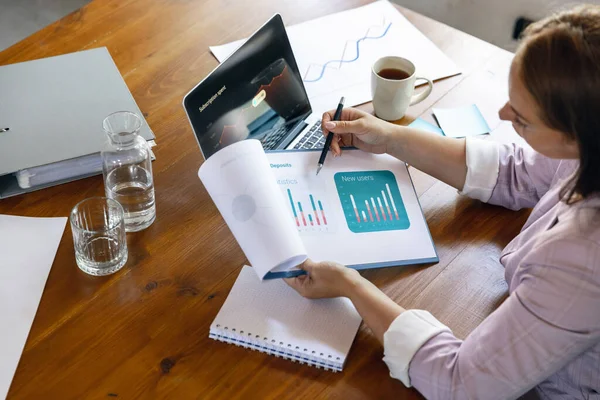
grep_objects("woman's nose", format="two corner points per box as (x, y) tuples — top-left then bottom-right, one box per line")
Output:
(498, 103), (513, 121)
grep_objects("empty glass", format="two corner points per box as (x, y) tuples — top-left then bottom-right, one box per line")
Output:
(70, 197), (128, 276)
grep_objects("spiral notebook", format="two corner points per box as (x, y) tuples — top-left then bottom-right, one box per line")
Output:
(210, 266), (362, 371)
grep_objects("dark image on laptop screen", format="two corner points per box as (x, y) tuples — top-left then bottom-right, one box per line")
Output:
(184, 15), (311, 158)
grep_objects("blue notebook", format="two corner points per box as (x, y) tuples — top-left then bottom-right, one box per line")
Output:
(409, 118), (445, 135)
(432, 104), (490, 138)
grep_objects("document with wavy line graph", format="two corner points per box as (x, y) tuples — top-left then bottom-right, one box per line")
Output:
(209, 0), (461, 115)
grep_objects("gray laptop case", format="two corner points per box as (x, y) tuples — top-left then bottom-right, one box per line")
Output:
(0, 47), (154, 198)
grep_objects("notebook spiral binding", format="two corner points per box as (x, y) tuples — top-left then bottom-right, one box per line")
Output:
(209, 324), (343, 372)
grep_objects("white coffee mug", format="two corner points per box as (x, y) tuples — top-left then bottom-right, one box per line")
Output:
(371, 56), (433, 121)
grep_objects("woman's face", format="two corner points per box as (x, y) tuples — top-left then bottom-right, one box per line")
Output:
(498, 59), (579, 159)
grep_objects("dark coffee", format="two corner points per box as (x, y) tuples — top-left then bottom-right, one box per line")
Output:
(377, 68), (410, 80)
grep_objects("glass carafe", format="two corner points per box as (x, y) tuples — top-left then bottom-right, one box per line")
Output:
(101, 111), (156, 232)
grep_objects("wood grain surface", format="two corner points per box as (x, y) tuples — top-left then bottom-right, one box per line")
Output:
(0, 0), (528, 398)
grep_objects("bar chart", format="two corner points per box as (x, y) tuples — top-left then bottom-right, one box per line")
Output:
(334, 170), (410, 233)
(284, 187), (332, 233)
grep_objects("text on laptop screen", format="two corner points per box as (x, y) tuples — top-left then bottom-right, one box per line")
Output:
(184, 15), (311, 158)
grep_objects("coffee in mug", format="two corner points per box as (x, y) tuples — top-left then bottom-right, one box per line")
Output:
(371, 56), (433, 121)
(377, 68), (411, 80)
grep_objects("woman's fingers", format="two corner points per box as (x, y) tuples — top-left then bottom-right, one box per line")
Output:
(284, 274), (307, 291)
(321, 111), (334, 135)
(339, 133), (354, 148)
(300, 259), (317, 274)
(329, 134), (342, 155)
(283, 277), (299, 289)
(324, 119), (364, 134)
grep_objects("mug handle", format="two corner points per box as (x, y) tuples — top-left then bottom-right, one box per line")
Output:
(410, 77), (433, 106)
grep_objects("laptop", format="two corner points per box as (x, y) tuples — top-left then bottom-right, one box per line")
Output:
(183, 14), (324, 159)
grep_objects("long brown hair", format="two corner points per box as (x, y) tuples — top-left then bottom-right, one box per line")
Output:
(517, 4), (600, 203)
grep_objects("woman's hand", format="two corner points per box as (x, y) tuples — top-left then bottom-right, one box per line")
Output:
(286, 259), (405, 344)
(284, 259), (364, 299)
(322, 106), (468, 191)
(322, 107), (394, 156)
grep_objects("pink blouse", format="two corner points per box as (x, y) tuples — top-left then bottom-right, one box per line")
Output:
(383, 139), (600, 399)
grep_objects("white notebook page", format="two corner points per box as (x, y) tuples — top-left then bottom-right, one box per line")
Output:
(210, 266), (362, 369)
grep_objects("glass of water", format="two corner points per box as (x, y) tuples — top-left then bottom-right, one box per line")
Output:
(70, 197), (128, 276)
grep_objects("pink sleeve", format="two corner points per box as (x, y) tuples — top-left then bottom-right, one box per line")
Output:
(487, 143), (563, 210)
(384, 237), (600, 399)
(460, 139), (563, 210)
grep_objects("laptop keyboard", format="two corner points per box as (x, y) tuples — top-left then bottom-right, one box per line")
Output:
(293, 121), (325, 150)
(261, 124), (296, 150)
(260, 120), (326, 151)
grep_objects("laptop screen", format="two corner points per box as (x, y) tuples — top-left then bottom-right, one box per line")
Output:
(184, 15), (311, 159)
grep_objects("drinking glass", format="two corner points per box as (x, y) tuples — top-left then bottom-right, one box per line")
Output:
(70, 197), (128, 276)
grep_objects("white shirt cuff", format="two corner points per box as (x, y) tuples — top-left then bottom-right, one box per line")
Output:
(383, 310), (451, 387)
(459, 138), (500, 202)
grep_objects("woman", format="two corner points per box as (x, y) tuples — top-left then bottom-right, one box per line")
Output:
(285, 5), (600, 399)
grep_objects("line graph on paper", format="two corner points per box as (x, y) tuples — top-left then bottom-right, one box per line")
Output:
(208, 1), (462, 117)
(295, 16), (404, 115)
(303, 19), (392, 83)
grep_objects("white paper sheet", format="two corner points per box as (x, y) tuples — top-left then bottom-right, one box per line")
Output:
(198, 140), (307, 279)
(210, 0), (461, 116)
(0, 214), (67, 400)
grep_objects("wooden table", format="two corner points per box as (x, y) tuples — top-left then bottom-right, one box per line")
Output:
(0, 1), (528, 398)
